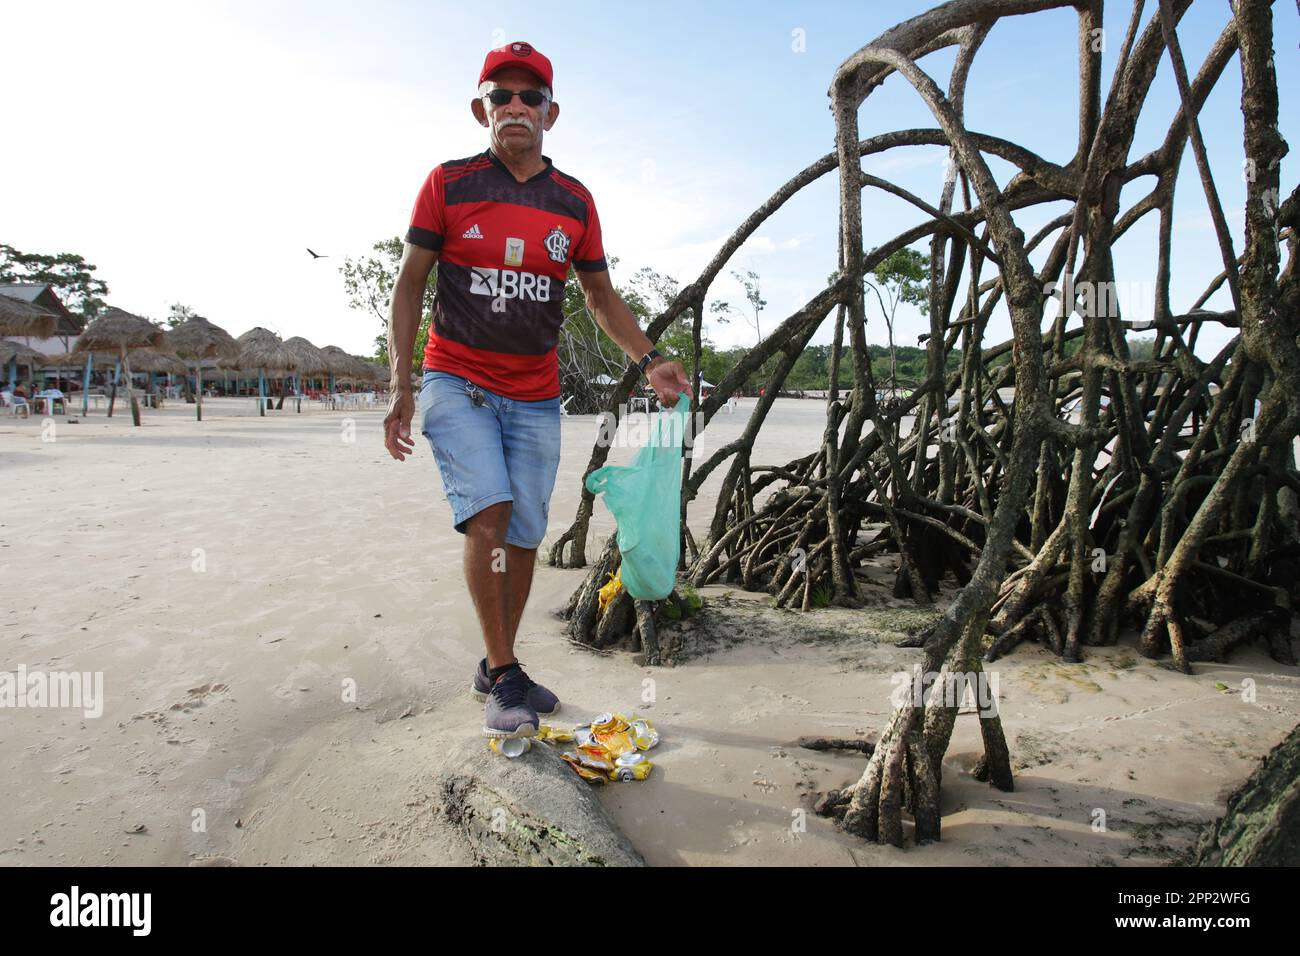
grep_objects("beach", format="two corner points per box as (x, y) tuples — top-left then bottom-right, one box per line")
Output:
(2, 396), (1297, 865)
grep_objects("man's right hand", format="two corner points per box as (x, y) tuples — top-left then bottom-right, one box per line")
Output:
(384, 387), (416, 460)
(383, 242), (438, 462)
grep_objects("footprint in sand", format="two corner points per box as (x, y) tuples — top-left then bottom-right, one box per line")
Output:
(168, 682), (230, 713)
(133, 681), (230, 722)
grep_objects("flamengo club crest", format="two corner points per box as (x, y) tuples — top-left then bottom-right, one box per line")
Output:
(543, 227), (571, 263)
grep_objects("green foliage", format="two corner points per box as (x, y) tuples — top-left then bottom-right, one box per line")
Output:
(625, 266), (727, 378)
(866, 247), (930, 389)
(1128, 336), (1156, 360)
(988, 334), (1151, 369)
(810, 582), (832, 608)
(869, 247), (930, 317)
(340, 237), (437, 368)
(574, 257), (660, 369)
(782, 342), (962, 391)
(678, 581), (704, 614)
(0, 244), (109, 317)
(661, 582), (704, 622)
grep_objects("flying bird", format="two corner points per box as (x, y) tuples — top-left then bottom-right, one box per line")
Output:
(307, 248), (329, 259)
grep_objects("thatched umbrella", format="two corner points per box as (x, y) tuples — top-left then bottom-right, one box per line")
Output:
(168, 315), (240, 422)
(1, 297), (58, 385)
(318, 345), (366, 395)
(128, 349), (188, 374)
(1, 339), (48, 387)
(199, 356), (247, 394)
(281, 336), (329, 413)
(73, 307), (170, 426)
(40, 349), (110, 367)
(0, 295), (58, 339)
(235, 327), (297, 416)
(127, 349), (191, 409)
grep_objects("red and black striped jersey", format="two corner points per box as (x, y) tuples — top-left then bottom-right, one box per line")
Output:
(405, 146), (607, 401)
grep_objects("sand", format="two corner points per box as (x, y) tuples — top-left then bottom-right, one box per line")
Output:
(1, 394), (1297, 865)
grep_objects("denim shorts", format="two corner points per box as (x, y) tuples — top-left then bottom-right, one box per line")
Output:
(419, 369), (562, 549)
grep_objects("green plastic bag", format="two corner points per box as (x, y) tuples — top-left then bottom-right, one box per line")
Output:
(585, 391), (692, 600)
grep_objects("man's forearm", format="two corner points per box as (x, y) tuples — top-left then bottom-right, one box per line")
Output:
(590, 291), (655, 364)
(388, 285), (423, 390)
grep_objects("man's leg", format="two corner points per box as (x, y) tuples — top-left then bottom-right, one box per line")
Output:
(503, 543), (538, 649)
(463, 507), (540, 666)
(463, 501), (515, 669)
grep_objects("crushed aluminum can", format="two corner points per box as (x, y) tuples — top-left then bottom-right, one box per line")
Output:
(630, 719), (660, 750)
(558, 711), (662, 783)
(488, 737), (532, 758)
(574, 745), (615, 771)
(560, 752), (607, 784)
(612, 752), (653, 782)
(592, 728), (636, 759)
(536, 725), (574, 744)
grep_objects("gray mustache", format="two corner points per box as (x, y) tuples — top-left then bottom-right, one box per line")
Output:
(496, 117), (534, 132)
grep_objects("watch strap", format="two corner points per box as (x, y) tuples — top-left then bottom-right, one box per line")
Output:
(637, 348), (661, 376)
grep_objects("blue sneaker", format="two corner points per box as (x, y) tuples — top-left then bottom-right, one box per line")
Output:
(471, 658), (560, 717)
(482, 667), (539, 738)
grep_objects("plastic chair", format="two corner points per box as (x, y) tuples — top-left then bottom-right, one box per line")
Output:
(6, 392), (30, 418)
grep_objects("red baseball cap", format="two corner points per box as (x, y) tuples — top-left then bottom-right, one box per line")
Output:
(479, 41), (554, 92)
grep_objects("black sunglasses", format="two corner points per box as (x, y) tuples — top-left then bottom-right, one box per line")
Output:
(484, 88), (546, 107)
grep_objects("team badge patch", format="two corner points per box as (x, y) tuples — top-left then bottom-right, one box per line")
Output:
(543, 227), (571, 263)
(504, 237), (525, 267)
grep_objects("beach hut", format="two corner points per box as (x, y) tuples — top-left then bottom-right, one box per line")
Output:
(0, 339), (48, 388)
(235, 328), (297, 416)
(127, 349), (190, 405)
(73, 307), (170, 426)
(363, 362), (391, 396)
(0, 295), (58, 339)
(0, 298), (60, 388)
(200, 359), (239, 392)
(168, 315), (241, 421)
(319, 345), (370, 395)
(281, 336), (329, 412)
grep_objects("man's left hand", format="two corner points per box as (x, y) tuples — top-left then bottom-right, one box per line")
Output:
(647, 358), (693, 408)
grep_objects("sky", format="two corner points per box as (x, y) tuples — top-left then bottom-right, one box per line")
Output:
(2, 0), (1295, 360)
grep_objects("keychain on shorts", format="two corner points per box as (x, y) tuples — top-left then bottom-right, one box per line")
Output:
(465, 379), (486, 407)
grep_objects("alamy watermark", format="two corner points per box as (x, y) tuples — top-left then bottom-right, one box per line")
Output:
(593, 401), (700, 454)
(49, 886), (150, 935)
(890, 668), (1000, 717)
(1044, 275), (1157, 324)
(0, 665), (104, 718)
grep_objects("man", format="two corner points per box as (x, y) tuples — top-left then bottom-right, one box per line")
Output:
(383, 41), (692, 739)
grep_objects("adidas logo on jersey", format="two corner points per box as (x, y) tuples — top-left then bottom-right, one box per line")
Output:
(462, 224), (484, 239)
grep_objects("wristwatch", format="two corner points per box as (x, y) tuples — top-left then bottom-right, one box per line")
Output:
(636, 348), (662, 378)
